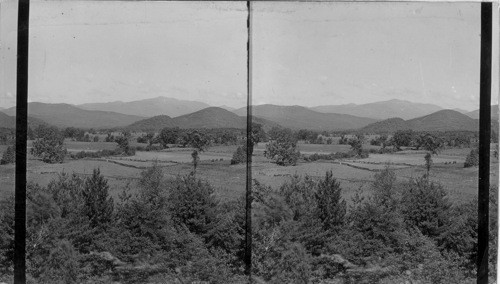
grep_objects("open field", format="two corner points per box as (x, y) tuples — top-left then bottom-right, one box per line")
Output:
(1, 141), (498, 206)
(252, 144), (499, 205)
(131, 148), (233, 164)
(0, 144), (246, 202)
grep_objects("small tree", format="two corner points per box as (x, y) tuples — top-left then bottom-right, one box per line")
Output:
(464, 148), (479, 168)
(231, 144), (247, 165)
(0, 145), (15, 165)
(372, 165), (398, 210)
(250, 123), (266, 153)
(401, 177), (452, 240)
(264, 127), (300, 166)
(81, 168), (114, 228)
(391, 129), (415, 150)
(105, 132), (115, 142)
(158, 127), (180, 148)
(31, 126), (66, 164)
(425, 152), (433, 175)
(115, 131), (134, 156)
(417, 133), (444, 154)
(315, 171), (346, 230)
(348, 137), (363, 157)
(191, 150), (200, 172)
(187, 131), (210, 173)
(338, 135), (349, 145)
(168, 174), (218, 235)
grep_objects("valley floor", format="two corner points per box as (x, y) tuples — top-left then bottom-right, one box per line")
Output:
(1, 142), (497, 206)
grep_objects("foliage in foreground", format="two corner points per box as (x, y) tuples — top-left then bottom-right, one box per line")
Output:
(252, 167), (497, 283)
(0, 162), (497, 283)
(0, 164), (246, 283)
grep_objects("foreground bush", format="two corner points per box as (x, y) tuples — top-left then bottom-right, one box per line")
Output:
(0, 164), (246, 283)
(251, 168), (497, 283)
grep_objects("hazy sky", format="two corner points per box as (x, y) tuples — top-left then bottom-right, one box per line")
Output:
(252, 1), (499, 111)
(1, 1), (248, 108)
(1, 1), (499, 111)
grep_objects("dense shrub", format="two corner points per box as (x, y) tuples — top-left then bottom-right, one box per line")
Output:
(70, 146), (139, 160)
(401, 176), (452, 240)
(231, 144), (247, 165)
(0, 165), (247, 283)
(265, 128), (301, 166)
(315, 171), (346, 230)
(81, 169), (114, 228)
(134, 145), (163, 152)
(0, 145), (15, 165)
(464, 148), (479, 168)
(251, 166), (497, 283)
(305, 150), (369, 162)
(391, 129), (415, 150)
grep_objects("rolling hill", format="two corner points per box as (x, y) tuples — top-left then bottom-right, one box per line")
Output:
(126, 115), (176, 131)
(171, 107), (247, 129)
(0, 112), (15, 129)
(362, 109), (479, 133)
(3, 102), (145, 129)
(0, 111), (48, 129)
(234, 105), (377, 131)
(358, 118), (409, 133)
(126, 107), (246, 130)
(310, 99), (444, 120)
(78, 96), (211, 118)
(465, 105), (499, 121)
(126, 107), (280, 131)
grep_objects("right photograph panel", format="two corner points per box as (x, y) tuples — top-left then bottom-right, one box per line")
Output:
(250, 2), (498, 282)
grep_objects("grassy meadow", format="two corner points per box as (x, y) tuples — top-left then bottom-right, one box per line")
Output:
(0, 137), (498, 206)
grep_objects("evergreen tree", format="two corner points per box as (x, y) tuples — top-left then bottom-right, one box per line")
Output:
(401, 176), (452, 241)
(81, 169), (114, 228)
(0, 145), (15, 165)
(425, 152), (433, 175)
(168, 174), (218, 235)
(315, 171), (346, 230)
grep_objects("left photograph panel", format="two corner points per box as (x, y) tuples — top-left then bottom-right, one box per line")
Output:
(0, 0), (19, 282)
(1, 1), (249, 283)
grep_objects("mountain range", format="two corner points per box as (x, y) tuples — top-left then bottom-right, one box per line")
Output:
(0, 98), (497, 133)
(127, 107), (279, 131)
(361, 110), (479, 133)
(78, 96), (211, 118)
(0, 112), (16, 129)
(310, 99), (445, 120)
(0, 111), (48, 129)
(2, 103), (144, 129)
(465, 105), (499, 121)
(234, 105), (377, 131)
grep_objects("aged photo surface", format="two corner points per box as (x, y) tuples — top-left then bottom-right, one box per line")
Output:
(249, 1), (498, 283)
(1, 1), (250, 283)
(0, 0), (499, 283)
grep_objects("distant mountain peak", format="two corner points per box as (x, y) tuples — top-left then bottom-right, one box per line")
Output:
(362, 109), (478, 133)
(78, 96), (211, 118)
(310, 99), (443, 120)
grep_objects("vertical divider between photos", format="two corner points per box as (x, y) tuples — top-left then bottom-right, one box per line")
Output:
(245, 0), (253, 279)
(15, 0), (30, 283)
(478, 2), (492, 284)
